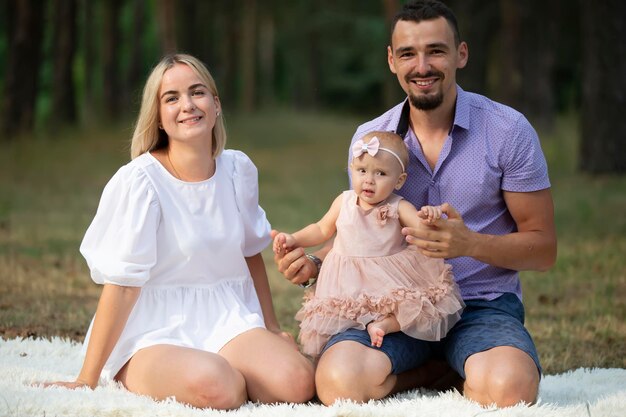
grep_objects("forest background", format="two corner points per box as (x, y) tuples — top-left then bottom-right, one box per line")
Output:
(1, 0), (625, 375)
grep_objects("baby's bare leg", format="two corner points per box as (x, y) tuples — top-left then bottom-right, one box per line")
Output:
(367, 315), (401, 348)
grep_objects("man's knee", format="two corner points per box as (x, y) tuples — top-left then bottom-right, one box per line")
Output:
(471, 366), (538, 407)
(500, 369), (538, 406)
(464, 348), (539, 407)
(315, 360), (366, 404)
(315, 349), (393, 405)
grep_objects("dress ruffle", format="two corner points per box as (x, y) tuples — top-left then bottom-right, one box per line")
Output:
(296, 248), (464, 356)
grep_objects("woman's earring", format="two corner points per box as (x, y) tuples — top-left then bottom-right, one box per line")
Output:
(216, 111), (220, 117)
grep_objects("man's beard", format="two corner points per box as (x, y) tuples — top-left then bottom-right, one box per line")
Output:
(409, 90), (444, 110)
(405, 70), (445, 110)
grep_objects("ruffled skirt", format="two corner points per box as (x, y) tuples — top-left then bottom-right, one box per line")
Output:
(296, 247), (464, 356)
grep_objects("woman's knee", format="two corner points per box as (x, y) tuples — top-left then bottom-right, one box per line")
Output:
(270, 356), (316, 403)
(184, 364), (247, 409)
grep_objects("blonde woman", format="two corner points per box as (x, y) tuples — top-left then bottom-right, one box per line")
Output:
(43, 54), (314, 409)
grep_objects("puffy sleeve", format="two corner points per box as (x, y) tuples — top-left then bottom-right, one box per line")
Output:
(79, 165), (161, 287)
(230, 150), (271, 257)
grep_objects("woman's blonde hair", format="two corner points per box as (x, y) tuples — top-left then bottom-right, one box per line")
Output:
(130, 54), (226, 159)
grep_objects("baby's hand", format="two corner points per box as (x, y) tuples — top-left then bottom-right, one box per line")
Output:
(418, 205), (443, 224)
(272, 233), (287, 254)
(272, 232), (296, 255)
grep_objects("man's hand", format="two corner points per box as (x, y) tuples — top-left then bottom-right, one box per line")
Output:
(271, 230), (317, 285)
(402, 203), (473, 259)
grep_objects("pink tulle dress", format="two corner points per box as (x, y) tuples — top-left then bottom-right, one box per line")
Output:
(296, 190), (465, 356)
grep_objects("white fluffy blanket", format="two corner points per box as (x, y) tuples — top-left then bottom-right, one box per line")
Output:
(1, 337), (624, 417)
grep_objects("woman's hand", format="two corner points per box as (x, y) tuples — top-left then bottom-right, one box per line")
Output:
(39, 379), (94, 390)
(267, 326), (299, 350)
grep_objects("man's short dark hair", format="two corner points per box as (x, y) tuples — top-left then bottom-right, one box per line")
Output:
(390, 0), (461, 46)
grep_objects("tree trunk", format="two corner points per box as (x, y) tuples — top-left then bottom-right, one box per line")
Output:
(51, 0), (78, 126)
(127, 0), (146, 109)
(449, 0), (496, 96)
(1, 0), (45, 138)
(580, 0), (626, 174)
(157, 0), (177, 55)
(493, 0), (522, 110)
(0, 0), (6, 60)
(382, 0), (404, 107)
(216, 2), (237, 107)
(176, 1), (215, 67)
(306, 1), (321, 109)
(258, 12), (276, 107)
(81, 0), (96, 124)
(194, 1), (217, 68)
(102, 0), (122, 120)
(176, 0), (194, 53)
(519, 0), (556, 132)
(239, 0), (257, 112)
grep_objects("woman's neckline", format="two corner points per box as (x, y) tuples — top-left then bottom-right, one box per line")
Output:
(147, 151), (218, 185)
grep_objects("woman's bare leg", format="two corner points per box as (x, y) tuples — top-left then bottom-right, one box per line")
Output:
(219, 328), (315, 403)
(116, 344), (246, 410)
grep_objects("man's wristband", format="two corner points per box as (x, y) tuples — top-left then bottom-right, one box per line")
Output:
(299, 254), (322, 288)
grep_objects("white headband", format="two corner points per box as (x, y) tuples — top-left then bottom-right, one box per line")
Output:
(351, 136), (405, 172)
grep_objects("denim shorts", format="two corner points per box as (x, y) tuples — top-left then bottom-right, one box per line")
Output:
(322, 293), (541, 377)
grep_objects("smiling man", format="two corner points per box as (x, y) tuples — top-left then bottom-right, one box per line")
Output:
(274, 0), (556, 408)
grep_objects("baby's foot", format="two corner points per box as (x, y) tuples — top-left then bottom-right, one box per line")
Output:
(367, 321), (386, 348)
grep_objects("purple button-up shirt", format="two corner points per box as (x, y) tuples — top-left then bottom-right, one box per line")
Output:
(348, 86), (550, 301)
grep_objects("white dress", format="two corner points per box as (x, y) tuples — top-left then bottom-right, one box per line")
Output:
(80, 150), (271, 380)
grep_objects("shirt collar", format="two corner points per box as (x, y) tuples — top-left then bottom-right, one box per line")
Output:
(395, 84), (470, 137)
(454, 85), (470, 131)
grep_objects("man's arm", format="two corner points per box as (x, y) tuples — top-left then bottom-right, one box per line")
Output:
(403, 188), (556, 272)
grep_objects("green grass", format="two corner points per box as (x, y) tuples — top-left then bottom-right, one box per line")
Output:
(1, 110), (624, 374)
(518, 114), (626, 372)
